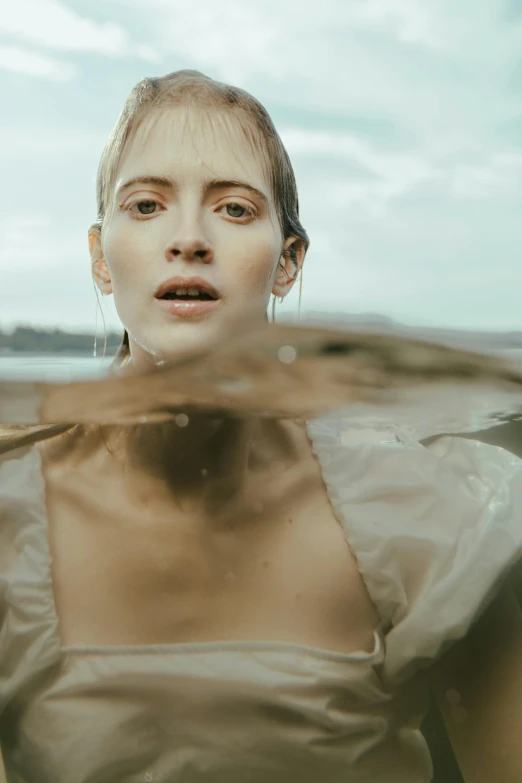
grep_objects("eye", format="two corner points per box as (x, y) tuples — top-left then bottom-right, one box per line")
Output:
(223, 203), (254, 220)
(226, 203), (246, 218)
(135, 200), (157, 215)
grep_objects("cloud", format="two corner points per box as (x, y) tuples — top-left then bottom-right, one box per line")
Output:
(0, 0), (129, 56)
(0, 127), (107, 157)
(108, 0), (288, 83)
(111, 0), (522, 155)
(0, 45), (77, 81)
(449, 152), (522, 200)
(282, 127), (522, 212)
(280, 128), (441, 211)
(0, 214), (100, 331)
(0, 216), (80, 271)
(136, 44), (161, 64)
(347, 0), (450, 50)
(0, 0), (159, 80)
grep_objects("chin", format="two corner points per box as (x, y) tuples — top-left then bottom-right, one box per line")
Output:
(128, 307), (265, 367)
(137, 325), (219, 366)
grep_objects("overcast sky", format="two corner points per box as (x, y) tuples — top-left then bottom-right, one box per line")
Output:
(1, 0), (521, 337)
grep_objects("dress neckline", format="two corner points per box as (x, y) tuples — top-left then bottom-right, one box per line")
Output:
(31, 431), (383, 664)
(59, 631), (384, 662)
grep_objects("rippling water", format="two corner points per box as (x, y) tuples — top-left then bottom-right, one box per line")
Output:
(2, 323), (522, 444)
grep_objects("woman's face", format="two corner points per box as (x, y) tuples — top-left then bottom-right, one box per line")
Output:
(91, 107), (297, 366)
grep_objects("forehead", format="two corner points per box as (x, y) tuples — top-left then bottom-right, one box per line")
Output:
(117, 106), (269, 189)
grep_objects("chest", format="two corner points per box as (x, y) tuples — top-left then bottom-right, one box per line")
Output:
(42, 452), (380, 655)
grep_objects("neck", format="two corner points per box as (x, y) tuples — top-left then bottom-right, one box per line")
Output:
(39, 414), (309, 523)
(97, 413), (291, 512)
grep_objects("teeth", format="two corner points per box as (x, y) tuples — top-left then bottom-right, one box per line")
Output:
(171, 287), (202, 296)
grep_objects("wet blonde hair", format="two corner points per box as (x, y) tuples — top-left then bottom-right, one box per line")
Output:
(1, 70), (309, 454)
(93, 69), (310, 365)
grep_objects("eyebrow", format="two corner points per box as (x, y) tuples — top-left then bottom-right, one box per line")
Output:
(116, 175), (269, 206)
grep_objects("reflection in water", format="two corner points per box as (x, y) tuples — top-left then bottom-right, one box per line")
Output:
(1, 322), (522, 782)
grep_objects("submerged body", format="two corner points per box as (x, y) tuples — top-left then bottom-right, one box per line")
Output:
(1, 416), (522, 781)
(41, 420), (378, 655)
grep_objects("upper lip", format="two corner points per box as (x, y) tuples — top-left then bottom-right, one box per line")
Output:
(154, 276), (220, 299)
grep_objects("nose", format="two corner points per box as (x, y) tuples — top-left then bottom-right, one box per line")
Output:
(164, 225), (214, 264)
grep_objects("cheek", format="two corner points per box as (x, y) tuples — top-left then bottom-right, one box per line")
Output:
(102, 222), (149, 292)
(243, 257), (275, 292)
(229, 231), (281, 293)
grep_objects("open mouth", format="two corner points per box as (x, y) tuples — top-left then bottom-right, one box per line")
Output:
(155, 279), (221, 318)
(160, 288), (216, 301)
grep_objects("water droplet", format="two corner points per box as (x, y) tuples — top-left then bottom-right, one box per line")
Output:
(200, 468), (208, 476)
(278, 345), (297, 364)
(225, 571), (236, 584)
(145, 773), (153, 782)
(175, 413), (189, 427)
(445, 689), (461, 705)
(216, 378), (251, 395)
(140, 415), (148, 424)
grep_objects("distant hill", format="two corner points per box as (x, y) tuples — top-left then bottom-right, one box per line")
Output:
(0, 326), (123, 354)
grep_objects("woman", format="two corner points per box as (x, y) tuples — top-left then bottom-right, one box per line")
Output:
(1, 70), (522, 783)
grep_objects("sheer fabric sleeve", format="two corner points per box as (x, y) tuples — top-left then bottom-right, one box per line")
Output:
(0, 445), (61, 718)
(306, 418), (522, 687)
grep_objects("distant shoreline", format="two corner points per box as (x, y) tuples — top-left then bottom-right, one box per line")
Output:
(0, 349), (117, 357)
(0, 326), (122, 354)
(2, 318), (522, 353)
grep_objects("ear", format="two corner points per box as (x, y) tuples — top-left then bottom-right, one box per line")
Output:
(271, 237), (306, 299)
(89, 227), (113, 296)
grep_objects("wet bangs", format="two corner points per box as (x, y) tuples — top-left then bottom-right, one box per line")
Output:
(181, 105), (280, 226)
(97, 101), (275, 230)
(161, 103), (275, 200)
(94, 70), (309, 257)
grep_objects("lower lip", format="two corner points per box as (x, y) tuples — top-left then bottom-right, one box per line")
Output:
(155, 297), (220, 318)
